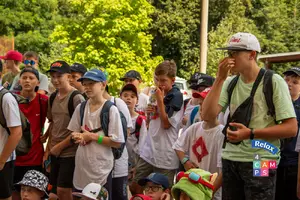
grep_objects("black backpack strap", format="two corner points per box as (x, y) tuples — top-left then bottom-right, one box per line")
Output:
(263, 70), (275, 119)
(0, 88), (9, 133)
(227, 76), (239, 106)
(100, 101), (114, 137)
(79, 101), (88, 127)
(68, 90), (82, 118)
(249, 68), (265, 97)
(49, 90), (58, 109)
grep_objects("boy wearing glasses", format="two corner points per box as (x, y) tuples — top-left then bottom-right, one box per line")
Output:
(10, 51), (49, 95)
(137, 173), (171, 200)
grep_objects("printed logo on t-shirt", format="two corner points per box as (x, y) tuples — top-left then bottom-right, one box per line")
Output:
(192, 137), (208, 162)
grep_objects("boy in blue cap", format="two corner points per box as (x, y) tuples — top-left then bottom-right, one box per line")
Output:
(69, 69), (124, 196)
(138, 173), (171, 200)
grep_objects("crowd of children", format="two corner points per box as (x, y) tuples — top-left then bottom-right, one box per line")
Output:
(0, 31), (299, 200)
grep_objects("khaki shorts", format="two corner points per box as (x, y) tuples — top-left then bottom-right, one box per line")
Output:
(133, 158), (176, 188)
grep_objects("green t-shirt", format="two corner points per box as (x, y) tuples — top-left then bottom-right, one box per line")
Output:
(2, 72), (16, 88)
(219, 73), (296, 162)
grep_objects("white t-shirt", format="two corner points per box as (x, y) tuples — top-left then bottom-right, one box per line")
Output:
(110, 97), (133, 178)
(136, 93), (149, 115)
(140, 105), (184, 169)
(173, 121), (224, 200)
(0, 88), (21, 162)
(218, 107), (230, 126)
(127, 115), (147, 166)
(185, 106), (201, 129)
(68, 100), (124, 190)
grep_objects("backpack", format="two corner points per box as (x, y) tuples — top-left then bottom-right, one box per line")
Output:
(190, 106), (199, 125)
(183, 98), (191, 112)
(223, 68), (276, 147)
(79, 98), (128, 159)
(0, 88), (32, 156)
(49, 90), (82, 118)
(131, 115), (146, 141)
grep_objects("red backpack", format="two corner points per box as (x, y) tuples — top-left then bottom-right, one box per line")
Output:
(131, 115), (146, 141)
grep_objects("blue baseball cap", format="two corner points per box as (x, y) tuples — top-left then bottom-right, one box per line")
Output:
(138, 173), (169, 189)
(77, 69), (107, 82)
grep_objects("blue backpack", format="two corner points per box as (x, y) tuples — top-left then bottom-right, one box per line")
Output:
(79, 99), (128, 159)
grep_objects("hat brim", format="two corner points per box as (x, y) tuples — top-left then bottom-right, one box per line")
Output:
(138, 178), (162, 188)
(77, 77), (104, 82)
(73, 192), (96, 200)
(192, 92), (204, 99)
(283, 69), (300, 76)
(15, 183), (49, 197)
(216, 46), (249, 51)
(46, 68), (68, 74)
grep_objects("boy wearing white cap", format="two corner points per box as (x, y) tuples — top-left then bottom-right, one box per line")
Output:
(202, 32), (297, 199)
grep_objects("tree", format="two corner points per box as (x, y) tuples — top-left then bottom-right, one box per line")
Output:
(207, 0), (261, 77)
(51, 0), (162, 94)
(0, 0), (59, 55)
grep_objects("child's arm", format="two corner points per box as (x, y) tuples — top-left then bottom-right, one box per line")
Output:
(175, 150), (197, 171)
(50, 134), (74, 156)
(0, 126), (22, 169)
(156, 88), (172, 129)
(74, 129), (122, 148)
(213, 170), (222, 194)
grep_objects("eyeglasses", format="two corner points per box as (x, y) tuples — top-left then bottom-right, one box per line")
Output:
(24, 60), (36, 66)
(144, 185), (164, 192)
(176, 171), (214, 190)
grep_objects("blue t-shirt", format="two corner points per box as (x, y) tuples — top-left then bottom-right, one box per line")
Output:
(280, 97), (300, 167)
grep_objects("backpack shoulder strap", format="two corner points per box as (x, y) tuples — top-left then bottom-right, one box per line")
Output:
(227, 76), (239, 106)
(263, 69), (275, 118)
(190, 106), (199, 125)
(49, 90), (58, 109)
(100, 100), (114, 137)
(79, 101), (88, 126)
(68, 90), (82, 118)
(183, 98), (191, 111)
(0, 88), (10, 133)
(250, 68), (265, 97)
(134, 115), (146, 137)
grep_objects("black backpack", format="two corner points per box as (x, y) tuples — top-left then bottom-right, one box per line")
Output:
(223, 68), (276, 147)
(0, 88), (32, 156)
(49, 90), (82, 118)
(79, 99), (128, 159)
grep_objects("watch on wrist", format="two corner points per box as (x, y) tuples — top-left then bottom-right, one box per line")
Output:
(181, 157), (189, 165)
(250, 128), (255, 140)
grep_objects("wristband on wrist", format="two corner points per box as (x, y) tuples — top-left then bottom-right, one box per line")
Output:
(97, 135), (104, 144)
(181, 157), (189, 165)
(250, 128), (255, 140)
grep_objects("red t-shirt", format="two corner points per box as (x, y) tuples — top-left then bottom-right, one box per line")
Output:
(15, 93), (48, 166)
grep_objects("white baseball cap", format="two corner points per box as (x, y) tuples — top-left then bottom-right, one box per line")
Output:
(217, 32), (261, 52)
(72, 183), (108, 200)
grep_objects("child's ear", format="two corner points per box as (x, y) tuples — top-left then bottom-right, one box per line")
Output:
(209, 173), (218, 184)
(171, 77), (176, 84)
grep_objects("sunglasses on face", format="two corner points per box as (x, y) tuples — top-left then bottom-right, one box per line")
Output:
(144, 185), (164, 192)
(24, 60), (36, 66)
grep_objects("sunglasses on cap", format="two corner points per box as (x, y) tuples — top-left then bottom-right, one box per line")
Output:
(176, 171), (214, 190)
(24, 60), (36, 66)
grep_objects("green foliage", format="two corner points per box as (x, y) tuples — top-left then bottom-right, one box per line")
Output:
(0, 0), (59, 54)
(50, 0), (162, 95)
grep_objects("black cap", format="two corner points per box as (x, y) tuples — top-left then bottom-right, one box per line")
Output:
(188, 72), (215, 90)
(120, 70), (142, 81)
(0, 59), (2, 72)
(120, 84), (138, 98)
(46, 60), (71, 74)
(70, 63), (87, 75)
(283, 67), (300, 77)
(20, 67), (39, 80)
